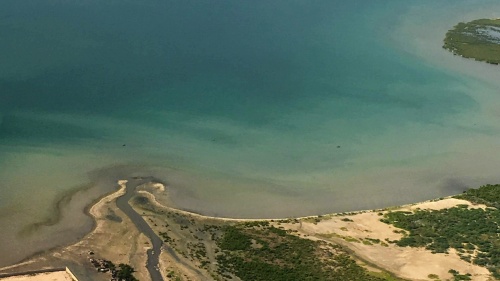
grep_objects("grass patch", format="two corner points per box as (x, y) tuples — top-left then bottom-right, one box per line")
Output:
(216, 224), (400, 280)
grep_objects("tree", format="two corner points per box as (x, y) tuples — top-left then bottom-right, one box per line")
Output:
(116, 263), (138, 281)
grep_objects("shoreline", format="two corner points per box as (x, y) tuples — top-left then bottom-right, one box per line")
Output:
(19, 184), (89, 236)
(1, 179), (467, 271)
(137, 187), (465, 222)
(135, 181), (491, 281)
(0, 179), (490, 281)
(0, 183), (123, 271)
(0, 175), (458, 271)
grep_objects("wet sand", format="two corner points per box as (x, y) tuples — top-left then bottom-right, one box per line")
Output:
(0, 165), (157, 267)
(0, 162), (486, 268)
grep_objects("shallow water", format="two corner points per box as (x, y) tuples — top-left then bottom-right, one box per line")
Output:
(2, 0), (500, 266)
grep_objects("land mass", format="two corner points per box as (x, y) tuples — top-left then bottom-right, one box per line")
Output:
(2, 180), (500, 281)
(443, 18), (500, 64)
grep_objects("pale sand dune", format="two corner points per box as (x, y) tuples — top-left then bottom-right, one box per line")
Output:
(0, 271), (74, 281)
(404, 198), (488, 211)
(280, 198), (492, 281)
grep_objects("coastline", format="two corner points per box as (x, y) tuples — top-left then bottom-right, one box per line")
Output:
(4, 170), (478, 268)
(3, 3), (500, 266)
(0, 179), (494, 281)
(138, 187), (467, 222)
(2, 2), (500, 280)
(19, 182), (96, 236)
(133, 181), (491, 281)
(0, 182), (122, 270)
(2, 180), (469, 271)
(0, 179), (151, 281)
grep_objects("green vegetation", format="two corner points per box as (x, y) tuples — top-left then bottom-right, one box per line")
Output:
(449, 269), (472, 281)
(381, 184), (500, 279)
(115, 264), (138, 281)
(443, 18), (500, 64)
(166, 270), (182, 281)
(455, 184), (500, 208)
(143, 185), (404, 280)
(218, 226), (252, 251)
(427, 273), (439, 279)
(159, 231), (173, 243)
(366, 238), (382, 244)
(215, 222), (399, 281)
(92, 259), (138, 281)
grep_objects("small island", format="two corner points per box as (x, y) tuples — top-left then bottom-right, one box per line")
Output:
(443, 18), (500, 64)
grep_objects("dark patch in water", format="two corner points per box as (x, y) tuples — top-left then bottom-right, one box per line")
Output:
(18, 182), (95, 237)
(439, 178), (469, 195)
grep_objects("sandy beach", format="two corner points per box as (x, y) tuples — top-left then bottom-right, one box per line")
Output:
(133, 182), (496, 281)
(0, 179), (496, 281)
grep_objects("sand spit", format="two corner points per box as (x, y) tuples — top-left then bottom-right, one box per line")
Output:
(0, 180), (151, 281)
(0, 180), (495, 281)
(134, 188), (494, 280)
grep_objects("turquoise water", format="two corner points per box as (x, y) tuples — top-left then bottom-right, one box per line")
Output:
(2, 0), (500, 265)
